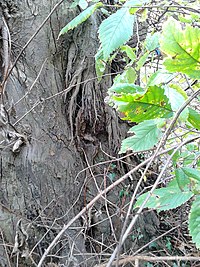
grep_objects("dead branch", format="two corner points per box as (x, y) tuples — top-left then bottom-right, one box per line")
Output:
(36, 139), (198, 267)
(95, 255), (200, 267)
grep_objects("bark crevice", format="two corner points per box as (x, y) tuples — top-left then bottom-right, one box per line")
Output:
(0, 1), (159, 266)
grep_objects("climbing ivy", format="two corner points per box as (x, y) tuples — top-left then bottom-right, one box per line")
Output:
(59, 0), (200, 249)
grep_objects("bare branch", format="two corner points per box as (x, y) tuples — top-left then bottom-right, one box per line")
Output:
(95, 255), (200, 267)
(36, 143), (192, 267)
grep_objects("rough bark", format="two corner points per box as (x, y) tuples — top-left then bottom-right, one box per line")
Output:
(0, 1), (158, 266)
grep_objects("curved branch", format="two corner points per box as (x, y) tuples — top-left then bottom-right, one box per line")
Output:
(37, 144), (183, 267)
(106, 135), (200, 267)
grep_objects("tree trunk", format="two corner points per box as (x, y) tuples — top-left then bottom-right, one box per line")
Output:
(0, 1), (158, 266)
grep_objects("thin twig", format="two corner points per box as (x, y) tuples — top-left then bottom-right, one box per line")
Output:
(14, 58), (48, 106)
(114, 90), (200, 262)
(105, 4), (200, 15)
(1, 15), (11, 84)
(12, 71), (123, 126)
(114, 88), (200, 259)
(1, 0), (65, 86)
(0, 229), (12, 267)
(106, 135), (200, 267)
(142, 88), (200, 186)
(132, 223), (185, 256)
(95, 255), (200, 267)
(36, 144), (184, 267)
(13, 99), (41, 126)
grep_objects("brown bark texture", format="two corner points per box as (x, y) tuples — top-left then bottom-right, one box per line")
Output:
(0, 1), (158, 266)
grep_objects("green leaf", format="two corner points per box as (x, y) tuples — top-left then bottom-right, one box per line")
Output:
(145, 32), (160, 52)
(95, 48), (107, 81)
(182, 167), (200, 183)
(124, 0), (150, 7)
(136, 51), (149, 70)
(112, 86), (173, 123)
(169, 168), (191, 191)
(123, 67), (137, 83)
(107, 68), (139, 97)
(178, 13), (200, 24)
(121, 45), (136, 62)
(135, 171), (193, 212)
(187, 108), (200, 130)
(182, 152), (196, 167)
(147, 70), (175, 86)
(164, 86), (189, 121)
(140, 7), (148, 22)
(107, 83), (143, 106)
(99, 7), (135, 60)
(189, 196), (200, 248)
(171, 168), (200, 195)
(160, 18), (200, 79)
(109, 83), (143, 94)
(109, 67), (138, 89)
(108, 172), (116, 182)
(134, 186), (193, 211)
(79, 0), (88, 9)
(58, 2), (103, 37)
(171, 151), (180, 167)
(113, 67), (137, 84)
(119, 119), (163, 153)
(170, 84), (188, 99)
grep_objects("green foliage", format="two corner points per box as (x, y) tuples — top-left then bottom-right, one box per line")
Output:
(110, 67), (137, 87)
(164, 86), (188, 120)
(98, 7), (135, 60)
(58, 2), (103, 37)
(144, 32), (160, 52)
(78, 0), (88, 9)
(123, 0), (150, 6)
(121, 67), (136, 83)
(134, 186), (193, 211)
(60, 0), (200, 250)
(181, 167), (200, 184)
(111, 86), (173, 123)
(173, 168), (191, 190)
(107, 12), (199, 248)
(188, 108), (200, 130)
(121, 45), (136, 62)
(147, 70), (176, 86)
(135, 165), (200, 246)
(189, 196), (200, 248)
(178, 149), (198, 167)
(160, 18), (200, 79)
(120, 119), (163, 153)
(95, 48), (106, 81)
(109, 83), (143, 95)
(136, 52), (149, 70)
(135, 168), (195, 211)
